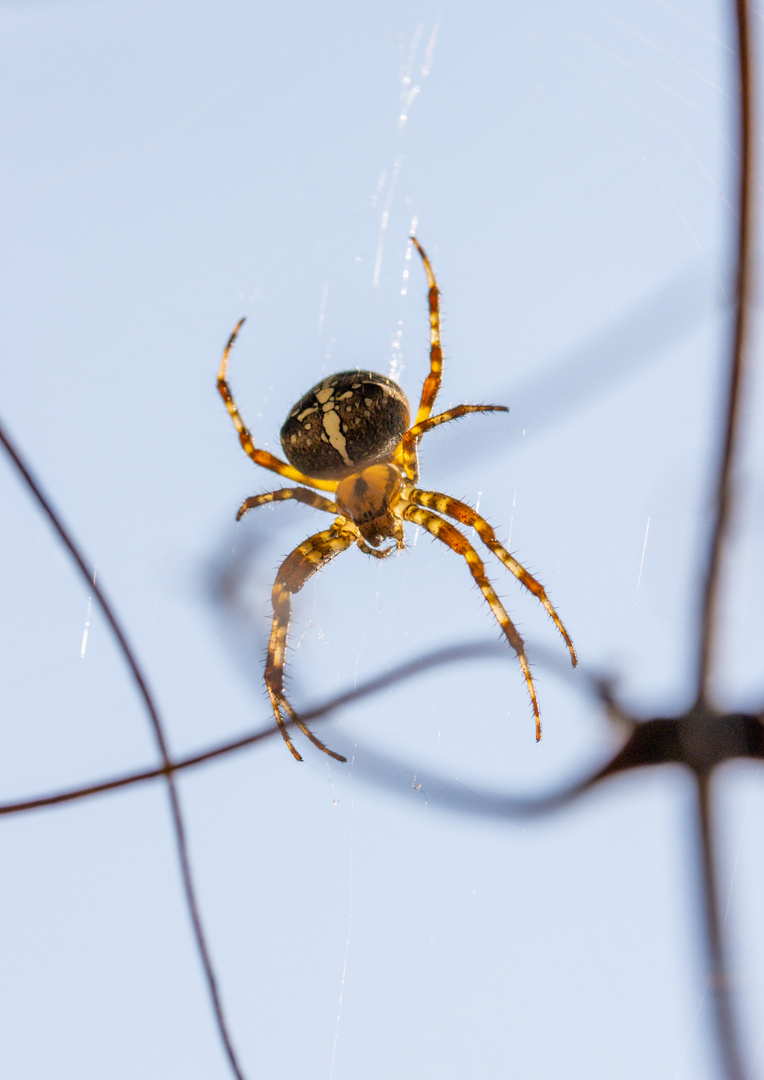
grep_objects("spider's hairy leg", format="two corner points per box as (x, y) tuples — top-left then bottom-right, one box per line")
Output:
(236, 486), (338, 522)
(401, 503), (543, 741)
(356, 537), (397, 559)
(266, 522), (356, 761)
(410, 236), (443, 426)
(408, 488), (577, 667)
(395, 404), (508, 481)
(217, 318), (336, 492)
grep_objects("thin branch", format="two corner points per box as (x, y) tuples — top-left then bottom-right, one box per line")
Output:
(696, 0), (755, 703)
(696, 772), (746, 1080)
(0, 640), (508, 816)
(0, 421), (248, 1080)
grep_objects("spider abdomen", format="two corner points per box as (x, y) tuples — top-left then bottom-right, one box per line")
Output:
(281, 371), (410, 481)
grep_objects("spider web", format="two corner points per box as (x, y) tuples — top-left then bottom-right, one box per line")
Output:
(1, 1), (763, 1078)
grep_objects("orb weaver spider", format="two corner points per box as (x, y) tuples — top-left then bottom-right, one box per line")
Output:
(217, 237), (577, 762)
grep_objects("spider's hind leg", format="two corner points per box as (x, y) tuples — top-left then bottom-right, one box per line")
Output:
(217, 318), (336, 492)
(266, 522), (356, 761)
(410, 236), (444, 425)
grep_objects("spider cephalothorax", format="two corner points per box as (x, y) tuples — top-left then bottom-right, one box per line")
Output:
(217, 237), (577, 761)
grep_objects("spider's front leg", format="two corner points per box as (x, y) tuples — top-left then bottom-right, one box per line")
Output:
(401, 502), (545, 740)
(408, 487), (576, 666)
(266, 522), (356, 761)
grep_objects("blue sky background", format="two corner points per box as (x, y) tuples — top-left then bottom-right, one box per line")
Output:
(1, 1), (764, 1077)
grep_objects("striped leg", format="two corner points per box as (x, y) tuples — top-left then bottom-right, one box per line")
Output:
(410, 237), (444, 425)
(266, 523), (356, 761)
(402, 503), (544, 741)
(408, 488), (576, 666)
(395, 403), (508, 481)
(237, 486), (338, 522)
(217, 319), (336, 493)
(356, 537), (397, 559)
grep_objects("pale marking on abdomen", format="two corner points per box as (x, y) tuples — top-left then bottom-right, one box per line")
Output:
(322, 407), (352, 465)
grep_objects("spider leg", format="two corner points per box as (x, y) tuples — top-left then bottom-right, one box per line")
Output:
(407, 488), (577, 666)
(401, 502), (544, 741)
(395, 403), (508, 481)
(410, 237), (443, 426)
(237, 486), (338, 522)
(266, 521), (356, 761)
(356, 537), (397, 559)
(217, 318), (336, 492)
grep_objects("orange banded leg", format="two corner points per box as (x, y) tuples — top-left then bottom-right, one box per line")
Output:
(217, 318), (336, 493)
(395, 403), (508, 481)
(410, 237), (443, 426)
(402, 503), (543, 740)
(356, 538), (397, 559)
(408, 488), (577, 667)
(237, 486), (338, 522)
(266, 523), (356, 761)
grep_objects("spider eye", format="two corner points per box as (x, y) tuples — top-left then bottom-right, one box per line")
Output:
(281, 370), (410, 480)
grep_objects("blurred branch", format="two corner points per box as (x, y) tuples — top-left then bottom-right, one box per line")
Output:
(696, 0), (755, 705)
(0, 639), (511, 815)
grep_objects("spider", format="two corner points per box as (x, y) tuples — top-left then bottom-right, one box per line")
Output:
(217, 236), (577, 762)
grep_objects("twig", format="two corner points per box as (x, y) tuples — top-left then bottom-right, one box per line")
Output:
(0, 421), (248, 1080)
